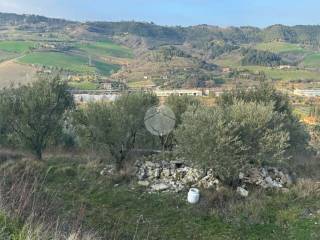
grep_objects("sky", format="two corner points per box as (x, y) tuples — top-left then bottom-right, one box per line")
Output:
(0, 0), (320, 28)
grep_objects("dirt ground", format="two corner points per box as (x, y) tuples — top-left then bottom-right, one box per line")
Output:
(0, 60), (37, 88)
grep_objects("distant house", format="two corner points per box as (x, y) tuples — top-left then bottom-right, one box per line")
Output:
(278, 65), (292, 70)
(101, 82), (112, 90)
(222, 67), (231, 73)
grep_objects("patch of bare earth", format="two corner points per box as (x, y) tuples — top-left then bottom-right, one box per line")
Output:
(0, 60), (37, 88)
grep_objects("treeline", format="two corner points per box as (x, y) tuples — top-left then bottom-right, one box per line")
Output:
(241, 48), (285, 67)
(4, 12), (320, 47)
(0, 77), (308, 183)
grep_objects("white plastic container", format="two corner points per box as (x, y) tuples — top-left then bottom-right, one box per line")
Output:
(187, 188), (200, 204)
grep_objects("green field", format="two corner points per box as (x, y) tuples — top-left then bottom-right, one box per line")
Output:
(19, 51), (120, 75)
(76, 40), (134, 59)
(68, 81), (99, 90)
(0, 41), (35, 53)
(239, 65), (320, 81)
(255, 42), (307, 54)
(301, 53), (320, 67)
(214, 52), (242, 67)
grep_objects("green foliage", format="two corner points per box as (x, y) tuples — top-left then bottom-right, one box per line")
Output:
(204, 42), (240, 59)
(175, 101), (289, 182)
(165, 95), (201, 126)
(241, 48), (285, 67)
(74, 93), (159, 168)
(218, 83), (309, 153)
(161, 95), (201, 150)
(153, 46), (191, 62)
(0, 76), (74, 159)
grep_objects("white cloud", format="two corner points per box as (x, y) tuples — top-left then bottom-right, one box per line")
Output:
(0, 0), (49, 15)
(0, 0), (24, 12)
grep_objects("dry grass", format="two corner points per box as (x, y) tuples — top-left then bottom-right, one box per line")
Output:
(0, 158), (100, 240)
(0, 60), (37, 88)
(291, 178), (320, 199)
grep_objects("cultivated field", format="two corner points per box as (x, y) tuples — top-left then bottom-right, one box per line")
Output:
(75, 40), (134, 59)
(19, 51), (120, 75)
(0, 40), (35, 53)
(301, 53), (320, 68)
(255, 42), (308, 54)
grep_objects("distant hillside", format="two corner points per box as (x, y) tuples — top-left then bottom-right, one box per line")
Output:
(3, 12), (320, 89)
(3, 12), (320, 48)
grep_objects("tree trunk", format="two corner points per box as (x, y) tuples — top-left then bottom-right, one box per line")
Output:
(35, 148), (43, 160)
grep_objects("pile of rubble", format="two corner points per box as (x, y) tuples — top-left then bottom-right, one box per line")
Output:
(134, 160), (294, 194)
(135, 160), (219, 192)
(240, 167), (293, 189)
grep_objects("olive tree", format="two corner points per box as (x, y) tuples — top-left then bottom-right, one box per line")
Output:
(175, 101), (290, 183)
(74, 93), (159, 169)
(218, 83), (309, 152)
(159, 95), (201, 150)
(0, 76), (74, 159)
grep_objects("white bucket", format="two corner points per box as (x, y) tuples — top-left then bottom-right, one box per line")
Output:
(187, 188), (200, 204)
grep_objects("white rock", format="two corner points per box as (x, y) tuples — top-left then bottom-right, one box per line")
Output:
(138, 181), (150, 187)
(237, 187), (249, 197)
(151, 183), (170, 191)
(161, 168), (171, 178)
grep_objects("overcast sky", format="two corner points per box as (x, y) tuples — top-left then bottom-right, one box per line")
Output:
(0, 0), (320, 27)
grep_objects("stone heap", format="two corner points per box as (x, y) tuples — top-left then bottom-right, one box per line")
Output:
(135, 160), (219, 192)
(240, 167), (293, 189)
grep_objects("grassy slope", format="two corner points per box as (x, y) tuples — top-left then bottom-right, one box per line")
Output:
(0, 41), (34, 53)
(0, 211), (28, 239)
(302, 53), (320, 67)
(239, 66), (320, 81)
(68, 81), (99, 90)
(75, 41), (134, 59)
(5, 157), (319, 240)
(254, 42), (307, 54)
(19, 52), (120, 75)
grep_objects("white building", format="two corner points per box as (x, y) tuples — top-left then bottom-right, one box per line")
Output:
(154, 89), (203, 97)
(293, 89), (320, 97)
(74, 94), (119, 103)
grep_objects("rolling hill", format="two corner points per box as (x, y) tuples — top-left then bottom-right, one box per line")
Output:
(2, 12), (320, 89)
